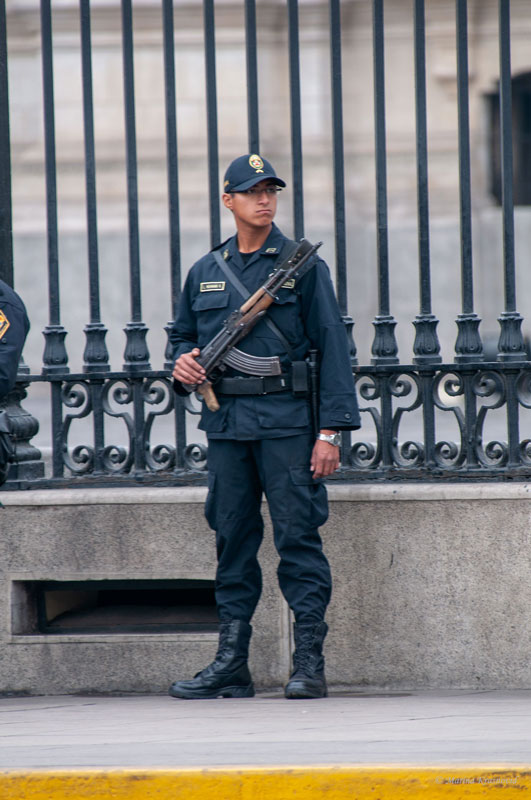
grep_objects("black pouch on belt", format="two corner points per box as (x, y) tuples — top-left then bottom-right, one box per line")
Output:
(291, 361), (309, 397)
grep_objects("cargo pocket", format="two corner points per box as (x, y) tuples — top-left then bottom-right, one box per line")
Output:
(254, 394), (309, 429)
(289, 466), (322, 486)
(288, 466), (328, 528)
(199, 400), (229, 433)
(192, 291), (231, 342)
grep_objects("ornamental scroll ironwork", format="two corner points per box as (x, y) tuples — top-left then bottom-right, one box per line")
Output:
(8, 362), (531, 488)
(343, 363), (531, 480)
(26, 372), (209, 486)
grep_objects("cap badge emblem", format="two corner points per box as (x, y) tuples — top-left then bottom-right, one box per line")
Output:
(249, 154), (264, 173)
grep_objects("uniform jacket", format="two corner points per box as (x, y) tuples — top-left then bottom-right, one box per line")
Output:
(170, 224), (360, 439)
(0, 279), (30, 399)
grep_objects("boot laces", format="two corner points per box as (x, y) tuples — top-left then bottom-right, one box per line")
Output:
(293, 637), (323, 675)
(293, 639), (313, 670)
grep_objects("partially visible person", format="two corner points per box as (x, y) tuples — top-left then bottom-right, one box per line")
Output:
(0, 278), (29, 400)
(0, 278), (29, 484)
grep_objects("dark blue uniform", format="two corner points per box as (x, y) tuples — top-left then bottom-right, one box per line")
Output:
(0, 279), (30, 400)
(170, 223), (359, 625)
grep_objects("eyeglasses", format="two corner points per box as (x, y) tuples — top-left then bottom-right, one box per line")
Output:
(235, 186), (282, 196)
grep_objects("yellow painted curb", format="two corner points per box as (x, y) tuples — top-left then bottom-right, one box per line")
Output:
(1, 766), (531, 799)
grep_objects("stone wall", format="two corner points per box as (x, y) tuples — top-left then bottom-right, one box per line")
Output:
(1, 483), (530, 694)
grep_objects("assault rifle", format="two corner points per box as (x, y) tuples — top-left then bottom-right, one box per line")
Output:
(190, 238), (322, 412)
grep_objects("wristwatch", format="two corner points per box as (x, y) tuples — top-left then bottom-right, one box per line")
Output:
(316, 432), (341, 447)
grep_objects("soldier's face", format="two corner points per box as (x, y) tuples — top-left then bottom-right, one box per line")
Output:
(222, 179), (278, 230)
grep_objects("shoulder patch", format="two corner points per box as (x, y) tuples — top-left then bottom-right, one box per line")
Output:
(200, 281), (226, 293)
(0, 309), (10, 340)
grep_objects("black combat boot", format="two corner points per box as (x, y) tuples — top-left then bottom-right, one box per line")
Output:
(284, 620), (328, 699)
(169, 619), (254, 699)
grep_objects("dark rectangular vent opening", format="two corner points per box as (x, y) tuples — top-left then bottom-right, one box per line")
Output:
(12, 580), (218, 634)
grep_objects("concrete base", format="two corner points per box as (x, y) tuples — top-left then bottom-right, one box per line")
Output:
(1, 483), (531, 694)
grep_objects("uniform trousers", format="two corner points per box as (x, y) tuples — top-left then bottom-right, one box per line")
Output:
(205, 433), (332, 625)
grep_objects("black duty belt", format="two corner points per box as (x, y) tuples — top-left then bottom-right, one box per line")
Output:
(215, 374), (292, 396)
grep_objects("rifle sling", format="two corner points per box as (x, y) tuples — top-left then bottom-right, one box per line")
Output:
(212, 246), (295, 359)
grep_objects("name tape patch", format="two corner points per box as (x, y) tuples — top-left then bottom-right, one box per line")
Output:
(200, 281), (226, 293)
(0, 310), (10, 340)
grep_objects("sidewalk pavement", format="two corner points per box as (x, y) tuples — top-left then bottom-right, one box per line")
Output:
(1, 689), (531, 797)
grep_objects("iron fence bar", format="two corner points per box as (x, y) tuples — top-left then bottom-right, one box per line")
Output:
(80, 0), (109, 374)
(245, 0), (260, 153)
(454, 0), (482, 364)
(50, 381), (64, 477)
(203, 0), (220, 248)
(78, 0), (109, 478)
(453, 367), (477, 468)
(379, 373), (395, 468)
(163, 1), (181, 323)
(40, 0), (69, 377)
(89, 379), (106, 475)
(0, 0), (12, 287)
(162, 0), (181, 331)
(412, 0), (440, 365)
(41, 0), (59, 329)
(121, 0), (150, 372)
(329, 0), (346, 314)
(287, 0), (304, 240)
(504, 368), (521, 467)
(161, 0), (187, 468)
(370, 0), (398, 367)
(420, 369), (437, 468)
(40, 0), (67, 479)
(496, 0), (526, 361)
(132, 378), (146, 473)
(330, 0), (354, 460)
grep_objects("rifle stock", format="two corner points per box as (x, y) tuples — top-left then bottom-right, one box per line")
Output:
(197, 380), (220, 412)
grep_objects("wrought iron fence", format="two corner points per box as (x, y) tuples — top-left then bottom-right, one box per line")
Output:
(1, 0), (531, 489)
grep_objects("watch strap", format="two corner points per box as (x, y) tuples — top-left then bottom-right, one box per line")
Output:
(316, 432), (341, 446)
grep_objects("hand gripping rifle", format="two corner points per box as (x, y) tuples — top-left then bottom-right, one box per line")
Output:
(190, 238), (322, 412)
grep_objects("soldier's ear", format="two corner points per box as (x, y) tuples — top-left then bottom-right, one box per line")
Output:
(222, 193), (234, 212)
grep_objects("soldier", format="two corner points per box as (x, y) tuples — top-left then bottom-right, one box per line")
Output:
(0, 278), (30, 484)
(0, 278), (29, 400)
(169, 154), (360, 700)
